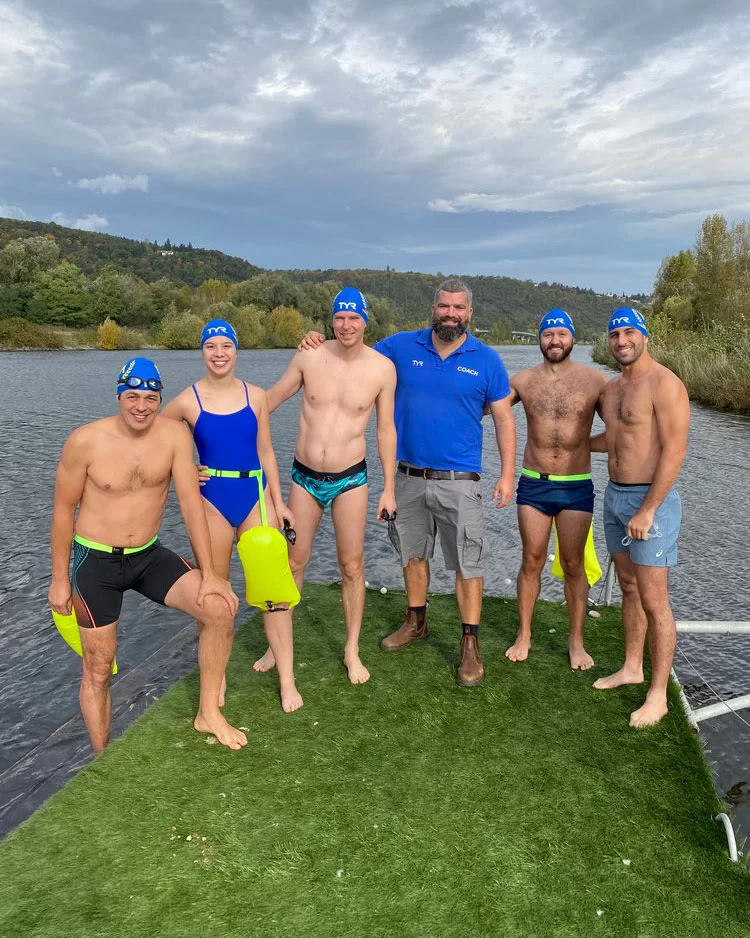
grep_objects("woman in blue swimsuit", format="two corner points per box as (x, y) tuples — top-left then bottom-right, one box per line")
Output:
(163, 319), (303, 713)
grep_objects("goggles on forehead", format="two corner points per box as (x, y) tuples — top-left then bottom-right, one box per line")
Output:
(118, 375), (163, 392)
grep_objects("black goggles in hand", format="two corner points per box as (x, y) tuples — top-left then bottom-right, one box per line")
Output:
(118, 376), (163, 392)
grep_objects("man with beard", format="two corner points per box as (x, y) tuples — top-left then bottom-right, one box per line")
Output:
(591, 308), (689, 728)
(376, 279), (516, 686)
(505, 310), (608, 670)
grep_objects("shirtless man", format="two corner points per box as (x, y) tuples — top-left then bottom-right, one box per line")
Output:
(254, 288), (397, 684)
(48, 358), (247, 752)
(506, 310), (608, 670)
(591, 308), (690, 728)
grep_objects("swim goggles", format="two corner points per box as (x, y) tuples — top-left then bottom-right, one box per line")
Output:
(622, 526), (662, 547)
(118, 376), (163, 392)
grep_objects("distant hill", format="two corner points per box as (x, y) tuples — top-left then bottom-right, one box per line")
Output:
(0, 218), (260, 287)
(282, 269), (631, 334)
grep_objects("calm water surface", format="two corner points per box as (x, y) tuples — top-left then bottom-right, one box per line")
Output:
(0, 346), (748, 836)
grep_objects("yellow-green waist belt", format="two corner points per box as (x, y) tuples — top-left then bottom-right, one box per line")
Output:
(73, 534), (158, 554)
(521, 468), (592, 482)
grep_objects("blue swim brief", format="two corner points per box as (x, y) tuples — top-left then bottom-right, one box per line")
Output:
(291, 458), (368, 509)
(603, 482), (681, 567)
(516, 471), (595, 516)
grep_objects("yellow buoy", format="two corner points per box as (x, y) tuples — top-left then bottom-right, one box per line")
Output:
(236, 472), (300, 612)
(551, 521), (602, 587)
(51, 607), (118, 674)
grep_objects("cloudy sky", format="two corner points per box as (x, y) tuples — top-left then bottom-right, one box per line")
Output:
(2, 0), (750, 292)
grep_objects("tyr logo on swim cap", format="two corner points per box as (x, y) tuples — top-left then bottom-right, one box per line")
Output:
(201, 319), (239, 348)
(608, 307), (648, 337)
(117, 357), (162, 396)
(332, 287), (369, 324)
(539, 308), (575, 337)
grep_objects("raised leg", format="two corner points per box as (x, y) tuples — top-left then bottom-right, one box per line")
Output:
(509, 505), (553, 662)
(79, 622), (118, 755)
(555, 510), (595, 670)
(331, 483), (370, 683)
(593, 551), (646, 691)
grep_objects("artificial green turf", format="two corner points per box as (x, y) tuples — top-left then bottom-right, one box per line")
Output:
(1, 585), (748, 938)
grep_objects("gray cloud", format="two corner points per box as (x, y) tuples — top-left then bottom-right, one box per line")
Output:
(72, 173), (149, 194)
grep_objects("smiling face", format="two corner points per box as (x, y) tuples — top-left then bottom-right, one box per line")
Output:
(608, 326), (647, 366)
(117, 388), (161, 431)
(202, 337), (238, 375)
(332, 311), (366, 346)
(539, 327), (574, 363)
(431, 290), (473, 342)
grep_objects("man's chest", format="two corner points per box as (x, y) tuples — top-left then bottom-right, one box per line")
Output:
(304, 363), (377, 412)
(87, 444), (172, 494)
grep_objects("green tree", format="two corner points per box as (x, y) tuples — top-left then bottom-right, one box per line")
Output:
(156, 313), (203, 349)
(652, 250), (696, 316)
(266, 306), (309, 348)
(233, 304), (266, 348)
(693, 214), (734, 330)
(97, 316), (124, 350)
(0, 283), (34, 319)
(195, 279), (230, 307)
(488, 320), (512, 344)
(90, 265), (153, 327)
(0, 236), (59, 284)
(28, 262), (91, 327)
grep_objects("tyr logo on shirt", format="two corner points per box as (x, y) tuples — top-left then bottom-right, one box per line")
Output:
(412, 359), (424, 366)
(457, 366), (479, 376)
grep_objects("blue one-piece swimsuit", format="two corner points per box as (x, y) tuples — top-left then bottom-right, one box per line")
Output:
(192, 383), (266, 528)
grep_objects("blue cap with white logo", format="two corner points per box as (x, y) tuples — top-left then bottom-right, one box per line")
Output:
(117, 357), (163, 396)
(539, 308), (575, 337)
(331, 287), (369, 324)
(608, 307), (648, 337)
(200, 318), (239, 348)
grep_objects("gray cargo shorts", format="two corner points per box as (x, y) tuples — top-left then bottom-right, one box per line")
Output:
(393, 466), (486, 579)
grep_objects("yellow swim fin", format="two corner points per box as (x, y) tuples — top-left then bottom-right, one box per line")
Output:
(51, 608), (118, 674)
(236, 472), (300, 612)
(552, 520), (602, 587)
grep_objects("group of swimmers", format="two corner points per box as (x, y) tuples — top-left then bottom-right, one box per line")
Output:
(48, 279), (690, 752)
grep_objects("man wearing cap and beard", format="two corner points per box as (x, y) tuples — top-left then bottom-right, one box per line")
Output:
(506, 310), (608, 670)
(591, 309), (690, 728)
(253, 288), (397, 685)
(48, 358), (248, 753)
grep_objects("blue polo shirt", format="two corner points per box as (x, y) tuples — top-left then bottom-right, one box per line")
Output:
(374, 328), (511, 473)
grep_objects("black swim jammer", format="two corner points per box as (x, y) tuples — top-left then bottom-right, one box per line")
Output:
(71, 536), (193, 628)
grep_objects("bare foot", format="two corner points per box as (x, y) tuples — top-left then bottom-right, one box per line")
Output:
(630, 694), (669, 728)
(505, 635), (531, 663)
(569, 644), (595, 671)
(593, 667), (644, 690)
(218, 674), (226, 708)
(281, 685), (304, 713)
(344, 652), (371, 685)
(193, 712), (248, 750)
(253, 647), (276, 673)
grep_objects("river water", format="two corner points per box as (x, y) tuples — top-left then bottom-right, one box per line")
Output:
(0, 346), (748, 839)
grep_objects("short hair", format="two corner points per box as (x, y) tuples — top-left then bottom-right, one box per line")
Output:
(434, 278), (472, 306)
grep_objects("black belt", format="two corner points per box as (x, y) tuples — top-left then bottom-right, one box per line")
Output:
(398, 463), (480, 482)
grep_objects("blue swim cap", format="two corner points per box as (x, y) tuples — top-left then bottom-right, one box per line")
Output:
(117, 357), (163, 396)
(539, 308), (575, 337)
(608, 307), (648, 337)
(201, 318), (238, 348)
(331, 287), (369, 324)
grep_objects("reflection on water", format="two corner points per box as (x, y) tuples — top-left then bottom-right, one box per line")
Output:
(0, 346), (748, 834)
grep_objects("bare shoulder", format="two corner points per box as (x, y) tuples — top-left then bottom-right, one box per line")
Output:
(576, 362), (609, 389)
(66, 419), (105, 451)
(652, 361), (688, 400)
(155, 414), (193, 445)
(244, 381), (266, 411)
(364, 344), (396, 377)
(511, 364), (541, 392)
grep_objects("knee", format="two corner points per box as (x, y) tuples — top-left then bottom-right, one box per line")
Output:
(618, 570), (639, 597)
(339, 555), (364, 581)
(82, 654), (113, 690)
(639, 589), (672, 618)
(200, 596), (234, 633)
(520, 550), (546, 575)
(560, 555), (584, 579)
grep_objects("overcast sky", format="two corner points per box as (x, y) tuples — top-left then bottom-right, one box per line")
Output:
(2, 0), (749, 292)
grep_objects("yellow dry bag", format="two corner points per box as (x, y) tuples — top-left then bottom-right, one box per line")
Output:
(51, 607), (118, 674)
(236, 471), (300, 612)
(551, 520), (602, 587)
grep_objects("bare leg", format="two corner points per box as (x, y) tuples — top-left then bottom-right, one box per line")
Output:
(555, 511), (595, 670)
(403, 557), (430, 606)
(79, 622), (118, 755)
(593, 552), (646, 690)
(629, 565), (675, 727)
(166, 570), (247, 750)
(239, 489), (304, 711)
(455, 571), (483, 624)
(202, 497), (236, 706)
(508, 505), (552, 662)
(332, 484), (369, 684)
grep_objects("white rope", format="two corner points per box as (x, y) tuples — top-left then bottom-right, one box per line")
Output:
(676, 643), (750, 732)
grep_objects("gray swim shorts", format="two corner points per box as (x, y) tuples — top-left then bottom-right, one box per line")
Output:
(392, 465), (486, 578)
(603, 482), (681, 567)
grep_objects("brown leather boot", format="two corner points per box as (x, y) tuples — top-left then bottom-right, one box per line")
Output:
(456, 634), (485, 686)
(380, 608), (429, 651)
